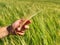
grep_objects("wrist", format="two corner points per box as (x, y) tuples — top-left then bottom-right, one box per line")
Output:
(7, 25), (15, 34)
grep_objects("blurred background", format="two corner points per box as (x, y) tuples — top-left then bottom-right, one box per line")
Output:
(0, 0), (60, 45)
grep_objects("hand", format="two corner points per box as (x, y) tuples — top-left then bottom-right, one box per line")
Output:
(12, 19), (31, 35)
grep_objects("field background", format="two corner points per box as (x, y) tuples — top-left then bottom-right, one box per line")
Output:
(0, 0), (60, 45)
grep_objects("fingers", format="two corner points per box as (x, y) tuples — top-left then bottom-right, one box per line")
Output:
(12, 19), (31, 29)
(22, 20), (31, 29)
(24, 20), (31, 25)
(12, 19), (31, 35)
(18, 32), (25, 36)
(12, 20), (21, 29)
(24, 25), (29, 29)
(20, 20), (31, 30)
(17, 20), (31, 31)
(12, 19), (25, 29)
(17, 25), (29, 31)
(16, 31), (25, 36)
(15, 25), (29, 35)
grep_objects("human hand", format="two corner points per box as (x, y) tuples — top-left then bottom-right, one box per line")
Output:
(12, 19), (31, 35)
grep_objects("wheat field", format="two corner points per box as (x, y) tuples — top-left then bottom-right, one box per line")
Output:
(0, 0), (60, 45)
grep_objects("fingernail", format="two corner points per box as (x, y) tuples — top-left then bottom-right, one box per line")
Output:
(24, 25), (29, 29)
(17, 27), (21, 31)
(18, 32), (25, 36)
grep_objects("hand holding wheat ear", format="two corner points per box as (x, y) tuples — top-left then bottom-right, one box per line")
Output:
(0, 11), (41, 38)
(11, 11), (41, 35)
(12, 19), (31, 35)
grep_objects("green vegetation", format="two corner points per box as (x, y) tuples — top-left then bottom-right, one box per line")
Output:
(0, 0), (60, 45)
